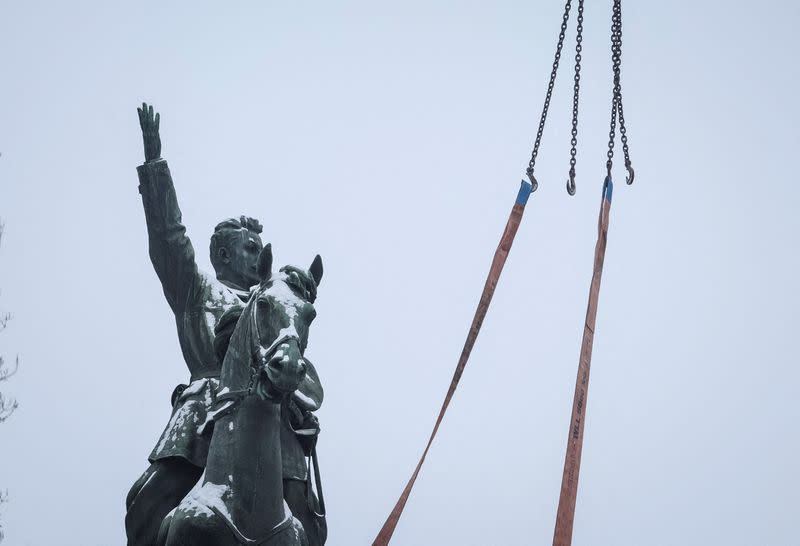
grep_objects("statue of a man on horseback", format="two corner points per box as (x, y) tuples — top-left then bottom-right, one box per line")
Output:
(126, 103), (326, 546)
(159, 245), (325, 546)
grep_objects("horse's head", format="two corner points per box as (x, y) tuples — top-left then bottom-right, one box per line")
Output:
(250, 244), (323, 400)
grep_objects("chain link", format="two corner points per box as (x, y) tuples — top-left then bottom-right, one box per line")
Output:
(605, 2), (620, 175)
(605, 0), (634, 184)
(526, 0), (574, 192)
(528, 0), (634, 192)
(567, 0), (585, 195)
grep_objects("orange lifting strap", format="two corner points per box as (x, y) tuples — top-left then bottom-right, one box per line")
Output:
(372, 0), (634, 541)
(373, 181), (533, 545)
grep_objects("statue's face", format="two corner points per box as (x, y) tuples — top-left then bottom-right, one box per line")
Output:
(216, 228), (263, 289)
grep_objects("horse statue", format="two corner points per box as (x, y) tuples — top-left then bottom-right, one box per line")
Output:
(158, 243), (323, 546)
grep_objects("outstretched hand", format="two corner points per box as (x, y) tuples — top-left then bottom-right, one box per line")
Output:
(137, 102), (161, 162)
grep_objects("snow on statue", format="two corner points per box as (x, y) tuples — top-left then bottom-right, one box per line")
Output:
(125, 103), (326, 546)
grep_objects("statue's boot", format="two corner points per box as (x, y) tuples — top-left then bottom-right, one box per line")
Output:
(125, 458), (203, 546)
(284, 479), (327, 546)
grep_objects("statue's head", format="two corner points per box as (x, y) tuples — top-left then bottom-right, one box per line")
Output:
(210, 216), (264, 290)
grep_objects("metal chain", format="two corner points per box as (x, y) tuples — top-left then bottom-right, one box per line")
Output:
(605, 1), (620, 175)
(605, 0), (634, 184)
(526, 0), (574, 192)
(566, 0), (585, 195)
(615, 1), (633, 184)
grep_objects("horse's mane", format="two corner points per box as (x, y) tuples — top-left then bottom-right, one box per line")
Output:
(216, 293), (261, 391)
(279, 265), (318, 304)
(214, 305), (245, 364)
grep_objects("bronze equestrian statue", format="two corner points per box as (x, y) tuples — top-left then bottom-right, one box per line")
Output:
(158, 245), (324, 545)
(126, 104), (326, 545)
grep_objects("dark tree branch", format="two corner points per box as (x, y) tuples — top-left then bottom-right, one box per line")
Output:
(0, 219), (12, 544)
(0, 220), (17, 423)
(0, 489), (7, 542)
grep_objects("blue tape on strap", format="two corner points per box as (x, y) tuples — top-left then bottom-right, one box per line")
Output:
(516, 180), (533, 206)
(603, 176), (614, 203)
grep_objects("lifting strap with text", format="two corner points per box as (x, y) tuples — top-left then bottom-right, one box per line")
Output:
(552, 176), (613, 546)
(372, 180), (534, 545)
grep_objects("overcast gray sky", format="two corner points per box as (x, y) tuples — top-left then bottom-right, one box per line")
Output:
(1, 1), (798, 545)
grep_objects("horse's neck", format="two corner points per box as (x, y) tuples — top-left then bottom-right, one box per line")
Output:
(206, 302), (289, 539)
(205, 397), (286, 538)
(220, 299), (257, 392)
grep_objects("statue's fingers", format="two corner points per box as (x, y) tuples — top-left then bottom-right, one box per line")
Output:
(155, 112), (160, 130)
(137, 107), (146, 130)
(148, 104), (154, 122)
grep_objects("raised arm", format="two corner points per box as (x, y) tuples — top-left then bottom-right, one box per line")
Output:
(136, 103), (201, 312)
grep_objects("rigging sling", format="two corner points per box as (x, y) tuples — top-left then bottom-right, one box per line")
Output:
(552, 0), (633, 544)
(372, 180), (534, 546)
(372, 0), (634, 542)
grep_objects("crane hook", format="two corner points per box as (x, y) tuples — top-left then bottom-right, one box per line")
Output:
(566, 168), (576, 196)
(625, 161), (635, 185)
(526, 169), (539, 193)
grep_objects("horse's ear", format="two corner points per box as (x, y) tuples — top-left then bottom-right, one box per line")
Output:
(309, 254), (323, 286)
(257, 243), (273, 282)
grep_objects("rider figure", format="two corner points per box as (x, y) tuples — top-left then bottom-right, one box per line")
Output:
(126, 103), (325, 546)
